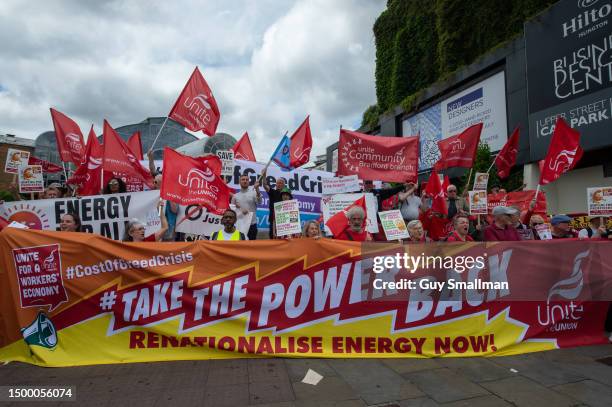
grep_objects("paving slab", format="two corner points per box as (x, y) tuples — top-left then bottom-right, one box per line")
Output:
(204, 383), (250, 407)
(480, 376), (579, 407)
(381, 358), (443, 374)
(284, 358), (338, 381)
(552, 379), (612, 407)
(329, 359), (423, 405)
(249, 381), (295, 405)
(292, 376), (357, 402)
(398, 398), (440, 407)
(403, 367), (489, 403)
(206, 359), (249, 386)
(488, 353), (587, 386)
(436, 357), (515, 382)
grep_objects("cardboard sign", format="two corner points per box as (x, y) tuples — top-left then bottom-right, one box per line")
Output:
(5, 149), (30, 174)
(322, 175), (360, 195)
(473, 173), (489, 191)
(274, 199), (301, 237)
(587, 187), (612, 216)
(216, 150), (235, 177)
(535, 223), (552, 240)
(469, 191), (488, 215)
(378, 210), (409, 240)
(18, 165), (44, 193)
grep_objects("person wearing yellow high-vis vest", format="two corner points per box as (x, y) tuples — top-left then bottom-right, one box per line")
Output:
(211, 209), (247, 241)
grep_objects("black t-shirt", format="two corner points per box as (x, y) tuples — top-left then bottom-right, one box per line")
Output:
(267, 188), (283, 215)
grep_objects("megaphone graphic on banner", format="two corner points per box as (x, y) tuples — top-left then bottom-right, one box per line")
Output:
(21, 312), (57, 349)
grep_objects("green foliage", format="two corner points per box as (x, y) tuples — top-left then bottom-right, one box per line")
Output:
(362, 105), (381, 129)
(458, 144), (523, 194)
(370, 0), (556, 117)
(0, 190), (16, 202)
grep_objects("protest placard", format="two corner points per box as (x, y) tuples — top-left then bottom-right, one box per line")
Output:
(18, 165), (44, 193)
(274, 199), (301, 237)
(378, 210), (409, 240)
(469, 191), (488, 215)
(587, 187), (612, 216)
(216, 150), (235, 177)
(4, 149), (30, 174)
(322, 175), (360, 195)
(473, 173), (489, 191)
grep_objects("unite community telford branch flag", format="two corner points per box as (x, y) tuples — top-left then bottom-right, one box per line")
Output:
(160, 147), (230, 214)
(49, 108), (86, 165)
(337, 129), (419, 182)
(539, 117), (583, 186)
(169, 67), (220, 136)
(434, 123), (483, 171)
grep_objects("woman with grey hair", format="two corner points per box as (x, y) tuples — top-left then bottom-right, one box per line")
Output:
(123, 201), (168, 242)
(336, 205), (372, 242)
(302, 220), (322, 239)
(406, 220), (430, 243)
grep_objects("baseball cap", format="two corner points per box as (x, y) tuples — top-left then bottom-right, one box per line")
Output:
(551, 215), (572, 225)
(492, 206), (515, 216)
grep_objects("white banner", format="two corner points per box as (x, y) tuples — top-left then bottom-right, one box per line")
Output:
(5, 148), (30, 174)
(322, 175), (360, 195)
(0, 190), (161, 240)
(378, 210), (409, 240)
(175, 204), (252, 237)
(321, 193), (379, 234)
(587, 187), (612, 217)
(274, 199), (301, 237)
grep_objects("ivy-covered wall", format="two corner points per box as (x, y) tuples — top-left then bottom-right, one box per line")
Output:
(363, 0), (556, 128)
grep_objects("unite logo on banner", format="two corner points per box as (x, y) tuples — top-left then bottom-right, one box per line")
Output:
(549, 148), (580, 172)
(536, 250), (588, 332)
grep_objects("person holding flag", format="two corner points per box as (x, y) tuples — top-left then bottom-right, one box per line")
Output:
(335, 206), (371, 242)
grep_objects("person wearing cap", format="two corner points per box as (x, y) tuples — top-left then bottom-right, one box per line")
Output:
(550, 215), (577, 239)
(484, 206), (521, 241)
(578, 217), (609, 239)
(510, 205), (534, 240)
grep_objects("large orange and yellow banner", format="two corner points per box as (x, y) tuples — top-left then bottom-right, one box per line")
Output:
(0, 229), (610, 367)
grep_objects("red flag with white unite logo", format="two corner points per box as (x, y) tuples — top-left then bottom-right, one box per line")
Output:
(539, 117), (583, 186)
(160, 147), (230, 213)
(102, 120), (153, 188)
(337, 129), (419, 182)
(168, 67), (220, 136)
(289, 116), (312, 168)
(49, 108), (86, 165)
(127, 131), (143, 161)
(68, 126), (104, 195)
(232, 132), (256, 162)
(28, 156), (63, 173)
(495, 127), (520, 179)
(436, 123), (483, 170)
(425, 169), (448, 216)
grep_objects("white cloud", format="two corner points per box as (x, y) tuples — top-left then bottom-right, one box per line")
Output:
(0, 0), (385, 163)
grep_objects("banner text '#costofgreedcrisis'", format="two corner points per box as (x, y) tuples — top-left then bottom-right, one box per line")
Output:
(0, 229), (609, 367)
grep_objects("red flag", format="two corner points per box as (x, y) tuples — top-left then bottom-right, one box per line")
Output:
(539, 117), (583, 186)
(28, 156), (63, 173)
(168, 67), (220, 136)
(0, 215), (9, 231)
(435, 123), (483, 170)
(442, 175), (450, 196)
(232, 132), (256, 161)
(49, 108), (86, 165)
(68, 126), (104, 196)
(495, 127), (520, 179)
(102, 120), (153, 188)
(127, 131), (143, 161)
(325, 196), (367, 238)
(160, 147), (231, 213)
(338, 129), (419, 182)
(425, 170), (447, 216)
(195, 154), (223, 177)
(289, 116), (313, 168)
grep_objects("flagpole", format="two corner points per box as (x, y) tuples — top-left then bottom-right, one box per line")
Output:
(534, 184), (541, 201)
(486, 159), (496, 174)
(148, 116), (170, 154)
(464, 167), (474, 192)
(61, 162), (69, 185)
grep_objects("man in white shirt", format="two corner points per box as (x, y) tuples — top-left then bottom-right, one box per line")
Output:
(578, 217), (609, 239)
(231, 174), (262, 240)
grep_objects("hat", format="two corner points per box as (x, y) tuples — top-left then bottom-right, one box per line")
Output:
(492, 206), (515, 216)
(551, 215), (572, 225)
(280, 187), (292, 197)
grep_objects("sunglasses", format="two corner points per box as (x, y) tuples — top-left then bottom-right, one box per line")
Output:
(531, 222), (544, 226)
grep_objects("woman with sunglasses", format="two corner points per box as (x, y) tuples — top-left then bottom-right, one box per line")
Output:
(103, 177), (127, 194)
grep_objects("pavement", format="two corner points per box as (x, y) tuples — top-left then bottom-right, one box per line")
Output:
(1, 344), (611, 407)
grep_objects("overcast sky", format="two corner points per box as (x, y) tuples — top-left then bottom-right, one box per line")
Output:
(0, 0), (385, 162)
